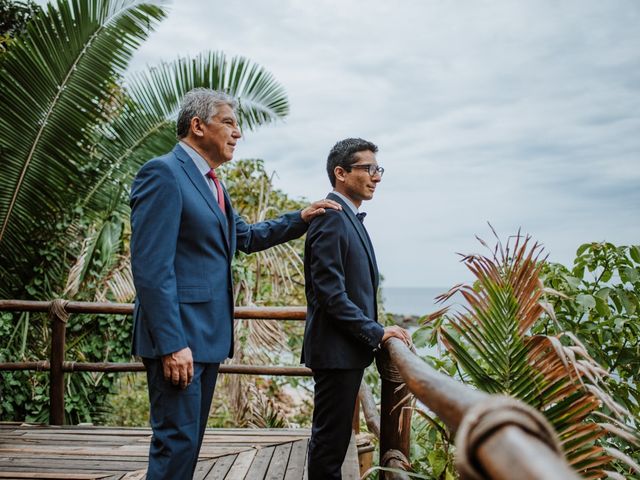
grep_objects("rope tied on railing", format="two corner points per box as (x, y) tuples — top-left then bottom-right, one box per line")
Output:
(455, 395), (563, 480)
(48, 299), (70, 324)
(381, 449), (412, 480)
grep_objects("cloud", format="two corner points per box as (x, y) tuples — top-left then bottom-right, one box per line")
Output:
(128, 0), (640, 286)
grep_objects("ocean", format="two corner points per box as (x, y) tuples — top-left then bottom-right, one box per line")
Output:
(381, 286), (449, 317)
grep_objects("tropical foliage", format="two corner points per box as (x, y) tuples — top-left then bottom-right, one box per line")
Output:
(540, 242), (640, 477)
(0, 0), (290, 423)
(414, 231), (639, 479)
(0, 0), (40, 55)
(540, 243), (640, 419)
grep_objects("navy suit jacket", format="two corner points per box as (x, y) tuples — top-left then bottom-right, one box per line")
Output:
(302, 192), (385, 369)
(130, 144), (308, 363)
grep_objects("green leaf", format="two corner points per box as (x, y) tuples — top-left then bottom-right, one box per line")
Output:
(576, 243), (590, 256)
(563, 275), (582, 289)
(594, 287), (611, 300)
(594, 296), (610, 317)
(630, 246), (640, 264)
(619, 291), (637, 315)
(621, 267), (639, 284)
(576, 294), (596, 310)
(412, 326), (431, 349)
(428, 449), (448, 477)
(614, 318), (627, 332)
(600, 269), (613, 283)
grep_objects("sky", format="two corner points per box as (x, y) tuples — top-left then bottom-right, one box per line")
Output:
(127, 0), (639, 288)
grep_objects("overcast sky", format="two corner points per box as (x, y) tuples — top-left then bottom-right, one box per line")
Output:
(128, 0), (640, 288)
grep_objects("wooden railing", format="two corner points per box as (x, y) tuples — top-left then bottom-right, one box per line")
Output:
(375, 338), (581, 480)
(0, 299), (311, 427)
(0, 299), (581, 479)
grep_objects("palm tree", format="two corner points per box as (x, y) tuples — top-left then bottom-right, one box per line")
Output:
(427, 229), (639, 479)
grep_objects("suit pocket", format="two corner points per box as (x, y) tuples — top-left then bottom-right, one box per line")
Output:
(177, 286), (211, 303)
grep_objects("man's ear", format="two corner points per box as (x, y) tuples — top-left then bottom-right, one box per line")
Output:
(190, 116), (205, 138)
(334, 166), (346, 182)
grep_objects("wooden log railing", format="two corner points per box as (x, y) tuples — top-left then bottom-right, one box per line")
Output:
(0, 299), (311, 427)
(0, 300), (582, 479)
(376, 337), (581, 480)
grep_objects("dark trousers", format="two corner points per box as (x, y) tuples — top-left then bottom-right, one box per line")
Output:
(308, 368), (363, 480)
(143, 359), (220, 480)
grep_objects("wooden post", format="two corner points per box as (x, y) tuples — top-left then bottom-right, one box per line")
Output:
(49, 300), (68, 425)
(377, 347), (411, 475)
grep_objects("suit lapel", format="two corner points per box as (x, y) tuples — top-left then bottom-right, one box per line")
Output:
(174, 145), (231, 251)
(327, 192), (379, 287)
(221, 182), (235, 254)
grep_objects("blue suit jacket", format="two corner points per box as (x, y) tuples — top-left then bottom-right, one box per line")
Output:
(302, 192), (385, 369)
(130, 144), (308, 363)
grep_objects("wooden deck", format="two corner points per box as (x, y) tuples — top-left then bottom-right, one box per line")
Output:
(0, 424), (360, 479)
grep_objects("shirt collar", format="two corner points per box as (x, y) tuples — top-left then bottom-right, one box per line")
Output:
(179, 141), (210, 177)
(331, 190), (359, 215)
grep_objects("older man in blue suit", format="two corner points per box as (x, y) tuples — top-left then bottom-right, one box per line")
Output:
(130, 88), (340, 479)
(302, 138), (412, 479)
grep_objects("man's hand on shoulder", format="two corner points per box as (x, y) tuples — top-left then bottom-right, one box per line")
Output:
(161, 347), (193, 389)
(381, 325), (412, 348)
(301, 199), (342, 223)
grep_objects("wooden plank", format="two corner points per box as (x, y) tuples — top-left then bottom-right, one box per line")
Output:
(0, 455), (147, 473)
(0, 456), (146, 471)
(120, 471), (146, 480)
(201, 436), (306, 443)
(0, 467), (116, 476)
(0, 450), (146, 459)
(244, 446), (275, 479)
(303, 442), (309, 480)
(283, 439), (307, 480)
(264, 442), (292, 479)
(0, 446), (149, 455)
(202, 428), (310, 436)
(224, 449), (257, 479)
(193, 459), (216, 480)
(0, 474), (111, 479)
(202, 454), (236, 480)
(5, 433), (149, 443)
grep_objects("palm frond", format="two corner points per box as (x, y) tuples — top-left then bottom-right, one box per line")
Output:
(0, 0), (166, 296)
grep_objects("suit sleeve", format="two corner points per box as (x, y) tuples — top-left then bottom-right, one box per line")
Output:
(306, 211), (384, 348)
(130, 160), (188, 356)
(234, 210), (308, 254)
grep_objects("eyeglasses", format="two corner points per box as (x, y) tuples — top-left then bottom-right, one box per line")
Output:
(345, 164), (385, 177)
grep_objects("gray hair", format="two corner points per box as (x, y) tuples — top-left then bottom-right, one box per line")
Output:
(176, 88), (238, 138)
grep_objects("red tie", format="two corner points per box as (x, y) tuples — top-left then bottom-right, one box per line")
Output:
(206, 168), (226, 215)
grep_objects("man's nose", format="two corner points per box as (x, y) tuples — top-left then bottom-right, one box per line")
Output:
(232, 127), (242, 139)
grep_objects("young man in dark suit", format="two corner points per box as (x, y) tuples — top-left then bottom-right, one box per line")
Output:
(130, 88), (340, 479)
(303, 138), (412, 479)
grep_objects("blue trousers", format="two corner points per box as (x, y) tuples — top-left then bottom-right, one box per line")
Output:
(143, 359), (219, 480)
(308, 368), (363, 480)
